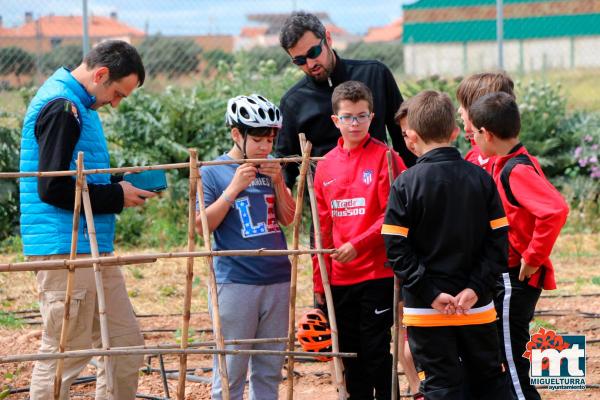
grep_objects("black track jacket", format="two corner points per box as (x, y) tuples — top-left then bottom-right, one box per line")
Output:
(382, 147), (509, 321)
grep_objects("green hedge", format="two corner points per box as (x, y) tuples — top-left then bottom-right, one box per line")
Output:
(2, 64), (599, 250)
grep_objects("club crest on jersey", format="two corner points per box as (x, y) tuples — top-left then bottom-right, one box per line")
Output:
(362, 169), (373, 185)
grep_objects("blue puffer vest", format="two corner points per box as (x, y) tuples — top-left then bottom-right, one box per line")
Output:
(20, 68), (115, 256)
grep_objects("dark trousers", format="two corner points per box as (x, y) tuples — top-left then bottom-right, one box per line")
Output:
(407, 322), (510, 400)
(332, 278), (396, 400)
(495, 270), (543, 400)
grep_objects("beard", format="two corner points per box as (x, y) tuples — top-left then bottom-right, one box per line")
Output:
(307, 64), (331, 82)
(306, 47), (335, 82)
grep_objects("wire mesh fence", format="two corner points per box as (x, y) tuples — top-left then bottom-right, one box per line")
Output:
(1, 0), (600, 90)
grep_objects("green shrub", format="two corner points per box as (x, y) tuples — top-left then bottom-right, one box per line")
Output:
(517, 81), (580, 178)
(556, 176), (600, 234)
(341, 41), (404, 73)
(40, 45), (82, 74)
(0, 47), (35, 83)
(138, 36), (202, 77)
(105, 58), (301, 248)
(237, 46), (291, 74)
(566, 113), (600, 179)
(0, 112), (21, 244)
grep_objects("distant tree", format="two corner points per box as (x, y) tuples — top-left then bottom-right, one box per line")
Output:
(238, 46), (290, 73)
(0, 47), (35, 84)
(40, 45), (83, 74)
(340, 41), (404, 73)
(138, 36), (203, 77)
(202, 49), (235, 74)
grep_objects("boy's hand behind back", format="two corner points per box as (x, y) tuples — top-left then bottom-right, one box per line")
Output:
(455, 288), (478, 314)
(431, 293), (457, 315)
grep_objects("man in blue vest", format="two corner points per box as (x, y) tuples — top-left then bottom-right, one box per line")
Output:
(20, 40), (155, 400)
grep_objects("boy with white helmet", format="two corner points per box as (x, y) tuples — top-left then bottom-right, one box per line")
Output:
(196, 94), (296, 400)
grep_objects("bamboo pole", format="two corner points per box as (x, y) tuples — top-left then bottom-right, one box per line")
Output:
(0, 347), (357, 364)
(0, 156), (324, 179)
(81, 178), (114, 399)
(0, 249), (334, 272)
(286, 141), (312, 400)
(196, 159), (230, 400)
(299, 133), (347, 400)
(177, 149), (198, 399)
(387, 151), (400, 400)
(53, 152), (85, 400)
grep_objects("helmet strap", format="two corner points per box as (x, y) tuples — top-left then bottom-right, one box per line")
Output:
(233, 126), (249, 160)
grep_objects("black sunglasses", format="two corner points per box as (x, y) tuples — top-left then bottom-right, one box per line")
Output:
(291, 38), (325, 66)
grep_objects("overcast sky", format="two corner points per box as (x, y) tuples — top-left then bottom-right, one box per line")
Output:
(3, 0), (418, 36)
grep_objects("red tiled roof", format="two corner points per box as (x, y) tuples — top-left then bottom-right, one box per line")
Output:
(364, 17), (403, 43)
(240, 26), (269, 38)
(325, 23), (350, 37)
(1, 15), (144, 38)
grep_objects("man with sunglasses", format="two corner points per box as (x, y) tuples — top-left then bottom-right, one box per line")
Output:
(276, 11), (416, 189)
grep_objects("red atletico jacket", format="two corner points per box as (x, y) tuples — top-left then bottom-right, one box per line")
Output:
(313, 134), (407, 293)
(492, 144), (569, 290)
(465, 140), (495, 174)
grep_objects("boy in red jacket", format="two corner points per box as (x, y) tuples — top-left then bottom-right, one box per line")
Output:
(456, 72), (515, 174)
(313, 80), (406, 399)
(469, 92), (569, 400)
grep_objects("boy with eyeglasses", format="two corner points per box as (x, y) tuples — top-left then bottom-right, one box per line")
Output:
(313, 80), (407, 399)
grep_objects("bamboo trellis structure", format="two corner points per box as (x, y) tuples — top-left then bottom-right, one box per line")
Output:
(0, 141), (357, 400)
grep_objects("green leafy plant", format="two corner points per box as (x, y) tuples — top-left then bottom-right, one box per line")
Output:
(0, 111), (21, 244)
(159, 284), (178, 297)
(174, 327), (197, 344)
(517, 81), (579, 178)
(131, 267), (144, 280)
(0, 312), (24, 329)
(529, 318), (557, 333)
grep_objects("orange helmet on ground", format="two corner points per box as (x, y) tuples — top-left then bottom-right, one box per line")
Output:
(296, 309), (332, 361)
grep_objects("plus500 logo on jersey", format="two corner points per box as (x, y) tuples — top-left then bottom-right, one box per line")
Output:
(523, 327), (586, 390)
(331, 198), (366, 217)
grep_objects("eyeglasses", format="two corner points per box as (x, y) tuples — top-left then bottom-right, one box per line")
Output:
(291, 39), (325, 66)
(336, 113), (372, 125)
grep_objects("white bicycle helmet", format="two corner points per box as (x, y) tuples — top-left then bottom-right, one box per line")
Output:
(225, 94), (282, 129)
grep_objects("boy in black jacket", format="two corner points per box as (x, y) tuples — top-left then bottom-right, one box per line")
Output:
(382, 90), (511, 400)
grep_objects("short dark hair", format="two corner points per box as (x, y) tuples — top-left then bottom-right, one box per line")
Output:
(331, 81), (373, 114)
(243, 126), (279, 138)
(407, 90), (456, 143)
(469, 92), (521, 139)
(394, 99), (411, 125)
(84, 40), (145, 86)
(456, 71), (514, 111)
(279, 11), (326, 50)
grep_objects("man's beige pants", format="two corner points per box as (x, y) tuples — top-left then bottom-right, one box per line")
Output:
(29, 254), (144, 400)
